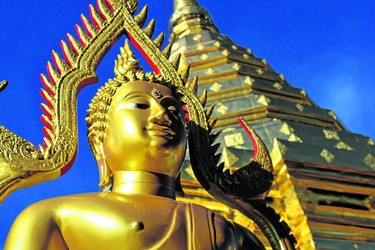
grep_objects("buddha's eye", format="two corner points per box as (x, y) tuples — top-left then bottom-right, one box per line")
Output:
(160, 97), (183, 120)
(167, 106), (182, 119)
(124, 103), (150, 109)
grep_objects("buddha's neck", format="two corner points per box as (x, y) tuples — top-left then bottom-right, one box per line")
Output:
(112, 171), (176, 199)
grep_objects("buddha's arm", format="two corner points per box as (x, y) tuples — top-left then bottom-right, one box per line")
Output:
(234, 223), (266, 250)
(213, 213), (265, 250)
(4, 201), (68, 250)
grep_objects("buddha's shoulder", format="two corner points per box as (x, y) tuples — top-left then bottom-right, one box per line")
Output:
(25, 192), (181, 214)
(19, 193), (106, 213)
(26, 192), (108, 206)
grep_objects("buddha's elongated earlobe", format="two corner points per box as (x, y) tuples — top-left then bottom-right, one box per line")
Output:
(97, 157), (111, 188)
(89, 135), (112, 188)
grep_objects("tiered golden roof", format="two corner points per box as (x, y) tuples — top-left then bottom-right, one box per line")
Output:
(171, 0), (375, 249)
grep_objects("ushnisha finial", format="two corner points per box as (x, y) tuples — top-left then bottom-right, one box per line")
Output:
(114, 40), (143, 78)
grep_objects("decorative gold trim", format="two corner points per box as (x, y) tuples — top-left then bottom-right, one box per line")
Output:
(364, 154), (375, 169)
(368, 138), (375, 146)
(270, 142), (315, 249)
(334, 141), (353, 151)
(323, 129), (340, 140)
(273, 82), (283, 90)
(320, 149), (335, 163)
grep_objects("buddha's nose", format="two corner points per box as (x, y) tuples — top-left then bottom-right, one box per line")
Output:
(149, 103), (172, 126)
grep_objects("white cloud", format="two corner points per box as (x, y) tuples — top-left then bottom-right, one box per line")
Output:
(312, 59), (375, 138)
(283, 48), (373, 140)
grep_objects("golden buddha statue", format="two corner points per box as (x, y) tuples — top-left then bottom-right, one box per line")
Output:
(0, 1), (295, 248)
(4, 40), (264, 249)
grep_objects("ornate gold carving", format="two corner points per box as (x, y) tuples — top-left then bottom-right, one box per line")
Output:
(274, 139), (288, 156)
(256, 68), (264, 75)
(196, 44), (204, 50)
(214, 41), (220, 47)
(0, 126), (39, 162)
(0, 0), (142, 202)
(289, 134), (303, 143)
(224, 132), (244, 147)
(279, 123), (302, 142)
(320, 149), (335, 163)
(296, 103), (304, 112)
(231, 45), (238, 50)
(205, 68), (214, 75)
(114, 40), (143, 77)
(217, 103), (229, 114)
(300, 89), (307, 96)
(232, 63), (241, 70)
(280, 123), (293, 135)
(222, 49), (229, 56)
(193, 34), (202, 41)
(244, 76), (254, 85)
(243, 54), (250, 60)
(328, 111), (337, 120)
(334, 141), (353, 151)
(172, 42), (181, 48)
(368, 138), (375, 146)
(210, 82), (222, 92)
(270, 147), (315, 249)
(366, 194), (375, 212)
(364, 154), (375, 169)
(273, 82), (283, 90)
(200, 54), (208, 60)
(257, 95), (270, 105)
(323, 129), (340, 140)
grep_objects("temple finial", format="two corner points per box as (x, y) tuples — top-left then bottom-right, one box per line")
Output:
(169, 0), (219, 39)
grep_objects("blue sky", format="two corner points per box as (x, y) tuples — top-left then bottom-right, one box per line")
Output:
(0, 0), (374, 245)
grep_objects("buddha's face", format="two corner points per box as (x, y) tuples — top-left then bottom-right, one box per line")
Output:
(102, 80), (187, 178)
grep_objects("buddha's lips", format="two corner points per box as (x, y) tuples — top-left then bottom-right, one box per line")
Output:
(146, 124), (175, 138)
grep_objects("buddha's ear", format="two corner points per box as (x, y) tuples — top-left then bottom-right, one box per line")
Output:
(89, 134), (112, 188)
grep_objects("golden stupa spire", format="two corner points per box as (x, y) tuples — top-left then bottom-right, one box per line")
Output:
(169, 0), (219, 39)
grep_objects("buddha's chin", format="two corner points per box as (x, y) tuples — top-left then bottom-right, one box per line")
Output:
(146, 145), (186, 168)
(148, 144), (181, 158)
(148, 135), (183, 149)
(149, 137), (173, 147)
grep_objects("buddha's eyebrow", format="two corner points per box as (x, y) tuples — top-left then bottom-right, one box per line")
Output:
(121, 92), (149, 102)
(160, 96), (179, 104)
(160, 96), (183, 109)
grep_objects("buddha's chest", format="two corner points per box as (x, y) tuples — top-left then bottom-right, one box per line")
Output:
(59, 201), (214, 249)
